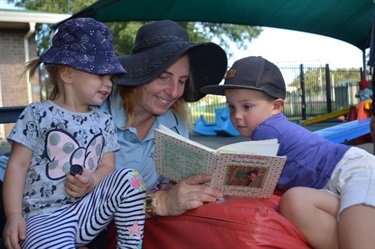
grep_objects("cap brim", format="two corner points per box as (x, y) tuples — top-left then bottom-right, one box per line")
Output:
(201, 84), (265, 96)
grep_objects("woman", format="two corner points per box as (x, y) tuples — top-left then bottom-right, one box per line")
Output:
(102, 19), (228, 216)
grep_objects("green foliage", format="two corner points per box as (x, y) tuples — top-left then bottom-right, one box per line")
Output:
(107, 21), (155, 56)
(8, 0), (96, 13)
(200, 22), (262, 50)
(8, 0), (262, 57)
(35, 24), (51, 55)
(108, 21), (262, 57)
(289, 67), (361, 90)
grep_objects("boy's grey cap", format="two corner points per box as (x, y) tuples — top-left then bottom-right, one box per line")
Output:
(201, 56), (286, 99)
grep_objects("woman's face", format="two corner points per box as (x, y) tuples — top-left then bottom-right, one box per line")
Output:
(136, 55), (190, 116)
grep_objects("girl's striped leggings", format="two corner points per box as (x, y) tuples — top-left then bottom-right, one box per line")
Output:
(21, 168), (146, 249)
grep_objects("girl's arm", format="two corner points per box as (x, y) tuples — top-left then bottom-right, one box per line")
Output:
(88, 151), (116, 190)
(65, 152), (115, 197)
(3, 142), (33, 249)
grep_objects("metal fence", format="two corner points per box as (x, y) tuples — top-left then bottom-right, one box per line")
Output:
(0, 65), (365, 127)
(190, 64), (364, 124)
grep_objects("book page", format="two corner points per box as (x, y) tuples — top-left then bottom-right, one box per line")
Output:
(158, 124), (217, 153)
(217, 139), (279, 156)
(154, 126), (217, 182)
(210, 153), (286, 198)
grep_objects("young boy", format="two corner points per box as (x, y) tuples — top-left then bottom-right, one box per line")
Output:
(201, 56), (375, 249)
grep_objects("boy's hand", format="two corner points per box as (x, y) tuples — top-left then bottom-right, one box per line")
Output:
(3, 214), (26, 249)
(65, 168), (94, 197)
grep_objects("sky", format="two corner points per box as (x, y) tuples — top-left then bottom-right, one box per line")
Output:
(229, 27), (366, 70)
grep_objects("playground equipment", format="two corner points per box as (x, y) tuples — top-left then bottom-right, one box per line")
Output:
(301, 107), (350, 126)
(302, 99), (372, 126)
(313, 100), (372, 144)
(193, 107), (240, 137)
(314, 118), (371, 144)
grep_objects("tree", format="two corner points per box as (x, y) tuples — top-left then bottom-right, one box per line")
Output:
(8, 0), (262, 57)
(289, 67), (361, 91)
(8, 0), (92, 13)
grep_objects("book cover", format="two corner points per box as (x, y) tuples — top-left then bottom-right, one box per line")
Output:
(154, 125), (286, 198)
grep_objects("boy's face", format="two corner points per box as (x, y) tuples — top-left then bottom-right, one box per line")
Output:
(225, 88), (281, 137)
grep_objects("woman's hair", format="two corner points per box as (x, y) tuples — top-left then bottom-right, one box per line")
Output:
(183, 64), (197, 102)
(115, 83), (191, 129)
(23, 58), (61, 100)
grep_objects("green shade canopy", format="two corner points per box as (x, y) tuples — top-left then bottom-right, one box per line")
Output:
(65, 0), (373, 51)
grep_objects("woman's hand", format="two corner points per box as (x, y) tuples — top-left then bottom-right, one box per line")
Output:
(3, 214), (26, 249)
(65, 169), (94, 198)
(155, 174), (223, 216)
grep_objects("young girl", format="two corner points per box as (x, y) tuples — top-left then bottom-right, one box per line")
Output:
(2, 17), (146, 249)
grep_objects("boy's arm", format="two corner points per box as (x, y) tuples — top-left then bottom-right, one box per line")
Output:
(3, 142), (32, 248)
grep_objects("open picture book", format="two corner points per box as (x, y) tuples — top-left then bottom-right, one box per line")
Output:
(154, 125), (286, 198)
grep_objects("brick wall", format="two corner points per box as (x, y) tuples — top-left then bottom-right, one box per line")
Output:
(0, 28), (40, 137)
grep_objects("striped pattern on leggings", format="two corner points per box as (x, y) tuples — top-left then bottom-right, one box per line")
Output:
(20, 168), (146, 249)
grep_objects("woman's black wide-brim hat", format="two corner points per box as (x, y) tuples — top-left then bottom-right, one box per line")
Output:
(113, 20), (228, 102)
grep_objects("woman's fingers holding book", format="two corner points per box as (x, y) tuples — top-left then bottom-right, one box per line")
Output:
(157, 175), (223, 216)
(183, 174), (223, 199)
(184, 174), (212, 185)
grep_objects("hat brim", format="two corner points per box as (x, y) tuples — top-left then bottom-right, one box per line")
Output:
(114, 42), (227, 102)
(201, 84), (266, 96)
(41, 47), (126, 75)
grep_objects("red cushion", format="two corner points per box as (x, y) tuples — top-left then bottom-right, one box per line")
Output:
(107, 195), (311, 249)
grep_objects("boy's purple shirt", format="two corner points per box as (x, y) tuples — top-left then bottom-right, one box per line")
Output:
(251, 113), (349, 191)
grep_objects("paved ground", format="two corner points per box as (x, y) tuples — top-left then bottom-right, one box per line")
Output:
(353, 142), (373, 154)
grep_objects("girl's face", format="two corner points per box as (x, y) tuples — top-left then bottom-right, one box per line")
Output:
(70, 69), (113, 106)
(225, 89), (281, 137)
(136, 55), (189, 116)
